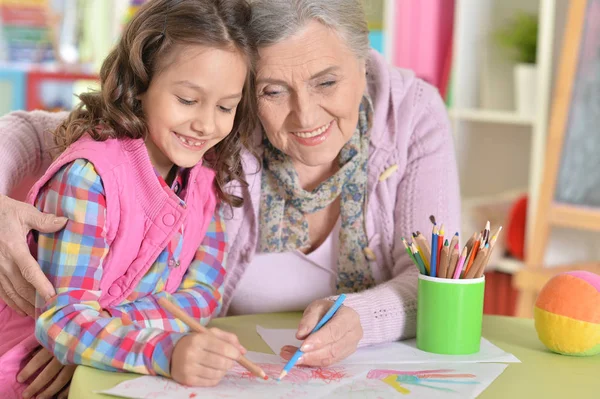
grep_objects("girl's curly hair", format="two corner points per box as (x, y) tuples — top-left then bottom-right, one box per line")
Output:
(53, 0), (258, 207)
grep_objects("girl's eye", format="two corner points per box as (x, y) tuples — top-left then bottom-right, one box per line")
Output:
(177, 96), (196, 106)
(218, 105), (234, 114)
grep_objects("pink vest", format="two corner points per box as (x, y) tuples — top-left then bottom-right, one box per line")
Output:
(0, 135), (217, 397)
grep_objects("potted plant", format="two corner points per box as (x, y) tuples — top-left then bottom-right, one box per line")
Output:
(495, 12), (539, 116)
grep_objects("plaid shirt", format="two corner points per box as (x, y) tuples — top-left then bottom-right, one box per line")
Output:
(34, 159), (226, 377)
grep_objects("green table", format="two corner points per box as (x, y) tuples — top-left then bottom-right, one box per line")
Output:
(69, 314), (600, 398)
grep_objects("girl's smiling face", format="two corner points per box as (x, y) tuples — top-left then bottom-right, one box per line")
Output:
(139, 44), (248, 178)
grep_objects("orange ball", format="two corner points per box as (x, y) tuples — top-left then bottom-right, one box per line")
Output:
(534, 271), (600, 356)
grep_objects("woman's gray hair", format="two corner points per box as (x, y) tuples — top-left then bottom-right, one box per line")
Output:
(248, 0), (370, 60)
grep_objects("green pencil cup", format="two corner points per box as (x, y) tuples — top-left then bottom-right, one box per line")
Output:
(416, 274), (485, 355)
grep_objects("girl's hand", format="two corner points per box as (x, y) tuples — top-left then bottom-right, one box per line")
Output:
(280, 299), (363, 367)
(171, 328), (246, 387)
(17, 346), (75, 399)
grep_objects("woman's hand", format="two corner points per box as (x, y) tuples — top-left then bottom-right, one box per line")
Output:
(17, 346), (74, 399)
(280, 299), (363, 367)
(171, 328), (246, 387)
(0, 194), (66, 316)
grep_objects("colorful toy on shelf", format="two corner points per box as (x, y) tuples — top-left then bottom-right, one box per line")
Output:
(0, 0), (54, 63)
(26, 70), (98, 111)
(534, 271), (600, 356)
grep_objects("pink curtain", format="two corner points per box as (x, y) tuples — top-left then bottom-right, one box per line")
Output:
(392, 0), (455, 96)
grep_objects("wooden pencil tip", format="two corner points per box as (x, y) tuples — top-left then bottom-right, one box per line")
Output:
(263, 375), (269, 380)
(278, 371), (287, 381)
(454, 232), (459, 236)
(429, 215), (436, 224)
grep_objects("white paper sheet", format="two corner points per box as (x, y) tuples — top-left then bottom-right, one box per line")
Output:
(256, 325), (520, 364)
(101, 362), (509, 399)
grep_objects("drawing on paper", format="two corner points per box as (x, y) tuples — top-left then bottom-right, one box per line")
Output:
(367, 368), (479, 395)
(231, 363), (348, 383)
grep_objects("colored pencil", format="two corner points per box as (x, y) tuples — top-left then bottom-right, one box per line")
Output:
(411, 243), (427, 275)
(464, 232), (477, 253)
(278, 295), (346, 380)
(158, 297), (267, 380)
(452, 247), (468, 279)
(430, 225), (438, 277)
(465, 246), (488, 279)
(402, 237), (417, 265)
(437, 224), (445, 272)
(438, 239), (450, 278)
(413, 232), (431, 271)
(480, 226), (503, 277)
(463, 233), (481, 276)
(447, 242), (460, 278)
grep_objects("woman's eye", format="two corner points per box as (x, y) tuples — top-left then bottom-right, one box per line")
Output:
(176, 96), (196, 106)
(262, 90), (280, 97)
(319, 80), (337, 88)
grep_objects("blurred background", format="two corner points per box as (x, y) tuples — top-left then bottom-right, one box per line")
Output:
(1, 0), (599, 317)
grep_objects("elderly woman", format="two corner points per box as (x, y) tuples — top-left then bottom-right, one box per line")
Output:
(0, 0), (459, 396)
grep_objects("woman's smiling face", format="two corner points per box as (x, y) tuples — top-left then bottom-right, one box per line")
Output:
(255, 21), (367, 167)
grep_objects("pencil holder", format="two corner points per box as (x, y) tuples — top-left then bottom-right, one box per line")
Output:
(416, 274), (485, 355)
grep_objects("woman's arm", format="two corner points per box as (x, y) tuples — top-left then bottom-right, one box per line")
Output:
(344, 85), (461, 346)
(34, 160), (186, 377)
(105, 209), (227, 331)
(288, 85), (461, 366)
(0, 110), (67, 195)
(0, 111), (69, 314)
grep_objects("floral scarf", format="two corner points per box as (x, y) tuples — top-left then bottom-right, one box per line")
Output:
(259, 96), (375, 293)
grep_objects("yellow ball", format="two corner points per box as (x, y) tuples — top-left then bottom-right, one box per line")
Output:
(534, 271), (600, 356)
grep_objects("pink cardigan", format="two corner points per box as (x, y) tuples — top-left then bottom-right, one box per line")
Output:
(0, 50), (460, 346)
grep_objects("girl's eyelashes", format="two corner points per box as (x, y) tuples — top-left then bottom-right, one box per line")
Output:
(176, 96), (197, 106)
(218, 105), (234, 114)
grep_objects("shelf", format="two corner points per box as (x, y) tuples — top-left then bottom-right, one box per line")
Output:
(489, 257), (523, 274)
(449, 108), (535, 126)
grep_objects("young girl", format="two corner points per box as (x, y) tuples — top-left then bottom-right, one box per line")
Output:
(0, 0), (257, 397)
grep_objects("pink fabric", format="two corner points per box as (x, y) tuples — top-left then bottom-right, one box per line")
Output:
(0, 136), (217, 396)
(0, 301), (39, 399)
(229, 219), (341, 315)
(0, 50), (461, 347)
(26, 135), (217, 306)
(392, 0), (455, 89)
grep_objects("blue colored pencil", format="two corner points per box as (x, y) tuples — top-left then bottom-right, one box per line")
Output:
(430, 225), (438, 277)
(278, 294), (347, 380)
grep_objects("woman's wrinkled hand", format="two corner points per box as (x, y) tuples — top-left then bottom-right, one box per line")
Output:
(280, 299), (363, 367)
(0, 194), (66, 316)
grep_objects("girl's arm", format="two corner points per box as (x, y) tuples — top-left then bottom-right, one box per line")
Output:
(34, 160), (186, 377)
(0, 111), (67, 195)
(105, 209), (227, 331)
